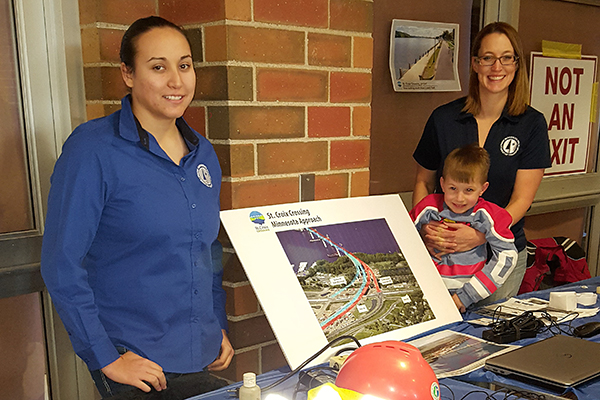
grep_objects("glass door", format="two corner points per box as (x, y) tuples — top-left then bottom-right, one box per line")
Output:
(0, 0), (35, 234)
(0, 1), (48, 398)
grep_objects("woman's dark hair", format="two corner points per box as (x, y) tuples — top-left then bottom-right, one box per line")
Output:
(463, 22), (529, 116)
(120, 16), (189, 70)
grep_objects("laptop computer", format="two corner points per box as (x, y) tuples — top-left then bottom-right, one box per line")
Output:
(484, 335), (600, 391)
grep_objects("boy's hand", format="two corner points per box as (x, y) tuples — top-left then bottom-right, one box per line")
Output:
(452, 294), (466, 313)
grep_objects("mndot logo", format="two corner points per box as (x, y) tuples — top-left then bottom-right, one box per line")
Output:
(249, 211), (265, 225)
(431, 382), (440, 400)
(196, 164), (212, 187)
(500, 136), (520, 157)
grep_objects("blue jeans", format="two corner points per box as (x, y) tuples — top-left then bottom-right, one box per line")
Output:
(472, 248), (527, 308)
(90, 350), (228, 399)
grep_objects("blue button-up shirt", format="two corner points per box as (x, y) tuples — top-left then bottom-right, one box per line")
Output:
(41, 96), (226, 373)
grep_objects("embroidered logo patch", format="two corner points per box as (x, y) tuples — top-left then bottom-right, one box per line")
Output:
(196, 164), (212, 188)
(500, 136), (520, 156)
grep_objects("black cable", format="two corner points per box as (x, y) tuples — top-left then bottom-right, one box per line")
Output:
(537, 310), (580, 336)
(261, 335), (360, 393)
(484, 311), (545, 343)
(334, 347), (357, 356)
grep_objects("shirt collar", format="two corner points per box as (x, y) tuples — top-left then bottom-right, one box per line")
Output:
(119, 95), (200, 150)
(455, 97), (520, 124)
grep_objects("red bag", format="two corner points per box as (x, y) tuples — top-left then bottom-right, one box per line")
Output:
(518, 236), (591, 295)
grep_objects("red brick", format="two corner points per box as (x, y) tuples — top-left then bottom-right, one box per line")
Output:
(185, 28), (203, 63)
(228, 316), (276, 349)
(159, 0), (225, 24)
(258, 142), (328, 174)
(261, 343), (288, 373)
(330, 72), (371, 103)
(227, 26), (304, 64)
(308, 33), (352, 67)
(214, 143), (255, 178)
(330, 0), (373, 33)
(308, 107), (351, 137)
(94, 0), (155, 25)
(255, 0), (327, 28)
(98, 29), (123, 63)
(225, 284), (259, 316)
(183, 106), (206, 137)
(213, 348), (259, 382)
(209, 106), (305, 140)
(78, 0), (97, 25)
(231, 179), (299, 208)
(222, 251), (249, 283)
(221, 181), (233, 210)
(351, 170), (370, 197)
(84, 67), (128, 100)
(225, 0), (252, 21)
(195, 66), (230, 101)
(86, 103), (106, 121)
(214, 144), (230, 177)
(353, 36), (373, 69)
(80, 28), (100, 64)
(204, 25), (228, 62)
(352, 106), (371, 136)
(315, 174), (349, 200)
(257, 69), (328, 102)
(330, 139), (370, 169)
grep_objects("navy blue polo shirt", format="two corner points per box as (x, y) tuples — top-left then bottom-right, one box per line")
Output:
(41, 95), (226, 373)
(413, 97), (551, 251)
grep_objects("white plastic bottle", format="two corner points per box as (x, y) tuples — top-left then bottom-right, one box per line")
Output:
(239, 372), (261, 400)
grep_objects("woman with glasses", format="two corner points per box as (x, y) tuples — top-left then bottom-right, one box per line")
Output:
(412, 22), (551, 307)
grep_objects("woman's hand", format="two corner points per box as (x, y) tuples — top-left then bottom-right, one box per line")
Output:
(207, 330), (234, 371)
(421, 221), (486, 257)
(101, 351), (167, 393)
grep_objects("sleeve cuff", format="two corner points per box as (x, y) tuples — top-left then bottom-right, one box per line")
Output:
(76, 337), (120, 371)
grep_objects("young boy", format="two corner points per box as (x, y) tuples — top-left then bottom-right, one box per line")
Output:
(410, 144), (518, 312)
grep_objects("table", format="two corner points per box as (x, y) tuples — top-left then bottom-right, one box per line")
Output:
(190, 277), (600, 400)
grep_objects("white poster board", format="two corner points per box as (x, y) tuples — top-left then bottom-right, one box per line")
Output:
(389, 19), (461, 92)
(220, 195), (462, 369)
(529, 52), (598, 175)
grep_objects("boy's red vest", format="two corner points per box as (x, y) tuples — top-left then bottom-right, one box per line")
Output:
(519, 236), (591, 295)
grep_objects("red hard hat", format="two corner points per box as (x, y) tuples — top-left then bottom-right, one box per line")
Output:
(335, 341), (440, 400)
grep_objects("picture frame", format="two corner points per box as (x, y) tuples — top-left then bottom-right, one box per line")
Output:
(389, 19), (461, 92)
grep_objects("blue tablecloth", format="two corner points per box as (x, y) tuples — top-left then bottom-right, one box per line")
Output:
(190, 277), (600, 400)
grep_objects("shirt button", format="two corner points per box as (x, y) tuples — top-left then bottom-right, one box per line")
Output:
(194, 289), (199, 295)
(191, 204), (197, 209)
(194, 233), (200, 239)
(192, 317), (199, 323)
(180, 177), (186, 182)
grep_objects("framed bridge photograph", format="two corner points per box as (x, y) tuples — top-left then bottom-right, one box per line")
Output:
(389, 19), (461, 92)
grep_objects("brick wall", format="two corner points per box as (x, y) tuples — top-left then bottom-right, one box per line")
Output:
(78, 0), (373, 382)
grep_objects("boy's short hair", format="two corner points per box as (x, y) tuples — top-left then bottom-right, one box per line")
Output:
(442, 144), (490, 184)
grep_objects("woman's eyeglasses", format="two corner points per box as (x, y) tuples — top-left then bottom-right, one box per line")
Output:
(475, 55), (519, 66)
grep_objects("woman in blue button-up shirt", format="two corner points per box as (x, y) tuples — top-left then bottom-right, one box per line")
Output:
(41, 16), (233, 399)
